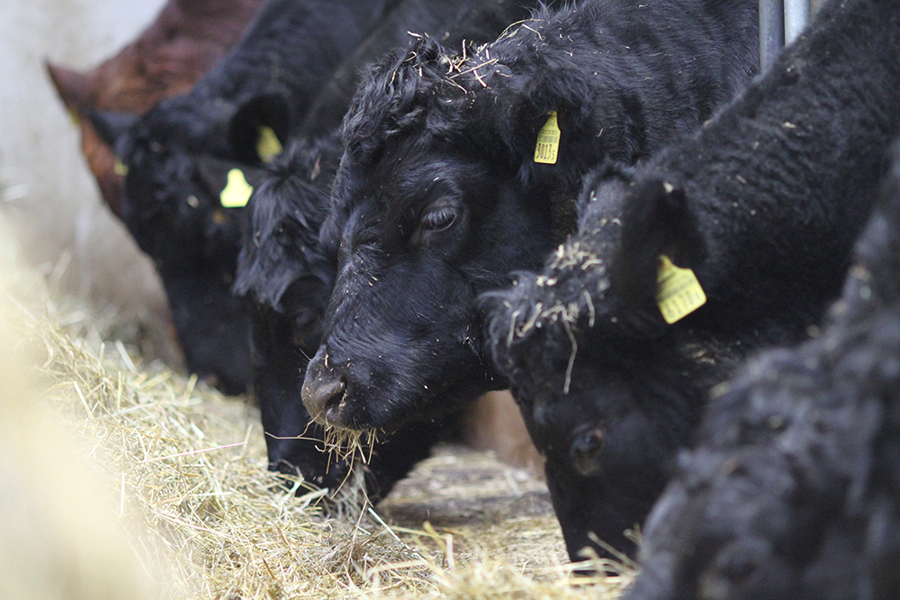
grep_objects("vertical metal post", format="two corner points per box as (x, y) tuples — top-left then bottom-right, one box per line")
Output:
(784, 0), (811, 45)
(760, 0), (785, 73)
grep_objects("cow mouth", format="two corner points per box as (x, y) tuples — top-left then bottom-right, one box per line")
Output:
(320, 426), (378, 469)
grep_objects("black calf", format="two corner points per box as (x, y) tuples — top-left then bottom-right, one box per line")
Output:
(232, 1), (570, 494)
(303, 0), (759, 433)
(626, 137), (900, 600)
(483, 0), (900, 560)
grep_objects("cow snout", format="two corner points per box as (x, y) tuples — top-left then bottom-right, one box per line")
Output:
(302, 357), (347, 428)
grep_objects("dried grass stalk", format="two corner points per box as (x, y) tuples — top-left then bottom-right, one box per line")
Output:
(0, 213), (632, 599)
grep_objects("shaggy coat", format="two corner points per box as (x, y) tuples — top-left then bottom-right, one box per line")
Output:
(625, 140), (900, 600)
(302, 0), (760, 432)
(235, 135), (342, 488)
(483, 0), (900, 560)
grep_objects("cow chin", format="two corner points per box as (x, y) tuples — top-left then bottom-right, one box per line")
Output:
(162, 269), (252, 395)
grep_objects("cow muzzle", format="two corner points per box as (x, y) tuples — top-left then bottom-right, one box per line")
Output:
(301, 353), (348, 428)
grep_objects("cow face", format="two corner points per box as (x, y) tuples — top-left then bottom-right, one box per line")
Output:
(88, 96), (289, 394)
(91, 108), (262, 393)
(122, 135), (252, 393)
(526, 349), (686, 561)
(487, 270), (708, 560)
(299, 36), (571, 433)
(303, 135), (548, 431)
(233, 137), (343, 471)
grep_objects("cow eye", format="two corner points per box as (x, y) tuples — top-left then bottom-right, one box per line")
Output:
(569, 426), (606, 476)
(420, 207), (458, 232)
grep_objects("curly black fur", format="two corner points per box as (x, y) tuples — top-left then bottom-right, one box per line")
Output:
(234, 135), (341, 315)
(483, 0), (900, 561)
(627, 138), (900, 600)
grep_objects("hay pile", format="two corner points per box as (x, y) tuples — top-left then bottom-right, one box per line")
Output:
(1, 221), (633, 599)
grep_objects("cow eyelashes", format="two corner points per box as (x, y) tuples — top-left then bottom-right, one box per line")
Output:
(420, 206), (458, 232)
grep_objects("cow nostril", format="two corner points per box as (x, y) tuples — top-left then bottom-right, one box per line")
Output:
(302, 369), (347, 427)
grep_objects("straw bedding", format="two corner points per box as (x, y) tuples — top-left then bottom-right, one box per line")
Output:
(0, 216), (632, 599)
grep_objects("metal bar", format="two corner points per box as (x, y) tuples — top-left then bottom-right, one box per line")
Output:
(784, 0), (811, 44)
(760, 0), (785, 72)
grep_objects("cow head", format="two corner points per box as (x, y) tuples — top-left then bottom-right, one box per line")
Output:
(480, 166), (743, 560)
(233, 137), (340, 474)
(299, 30), (610, 432)
(627, 148), (900, 599)
(89, 94), (289, 393)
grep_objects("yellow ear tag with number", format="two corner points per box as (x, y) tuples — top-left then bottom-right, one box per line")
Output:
(656, 255), (706, 324)
(534, 110), (560, 164)
(256, 126), (283, 163)
(113, 157), (129, 176)
(220, 168), (254, 208)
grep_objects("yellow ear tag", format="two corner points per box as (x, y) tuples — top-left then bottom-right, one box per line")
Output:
(256, 126), (283, 163)
(113, 157), (129, 176)
(534, 110), (561, 164)
(68, 108), (80, 126)
(220, 168), (254, 208)
(656, 255), (706, 324)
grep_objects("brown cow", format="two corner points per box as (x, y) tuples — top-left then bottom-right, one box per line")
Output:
(46, 0), (263, 217)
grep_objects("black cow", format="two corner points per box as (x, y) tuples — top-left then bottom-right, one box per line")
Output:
(482, 0), (900, 561)
(302, 0), (759, 435)
(625, 137), (900, 600)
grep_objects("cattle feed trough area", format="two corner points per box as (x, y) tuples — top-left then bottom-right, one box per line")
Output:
(0, 215), (630, 599)
(5, 0), (900, 597)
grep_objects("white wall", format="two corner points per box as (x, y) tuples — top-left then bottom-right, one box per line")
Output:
(0, 0), (182, 361)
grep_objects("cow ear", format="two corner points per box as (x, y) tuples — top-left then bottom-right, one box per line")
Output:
(45, 60), (90, 114)
(88, 110), (138, 147)
(227, 94), (290, 164)
(613, 177), (705, 305)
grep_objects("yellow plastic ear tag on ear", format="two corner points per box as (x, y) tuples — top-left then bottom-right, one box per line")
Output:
(113, 157), (129, 176)
(220, 168), (254, 208)
(656, 255), (706, 324)
(534, 110), (560, 164)
(256, 126), (283, 163)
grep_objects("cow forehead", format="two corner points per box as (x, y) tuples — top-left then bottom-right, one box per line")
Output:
(338, 146), (475, 230)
